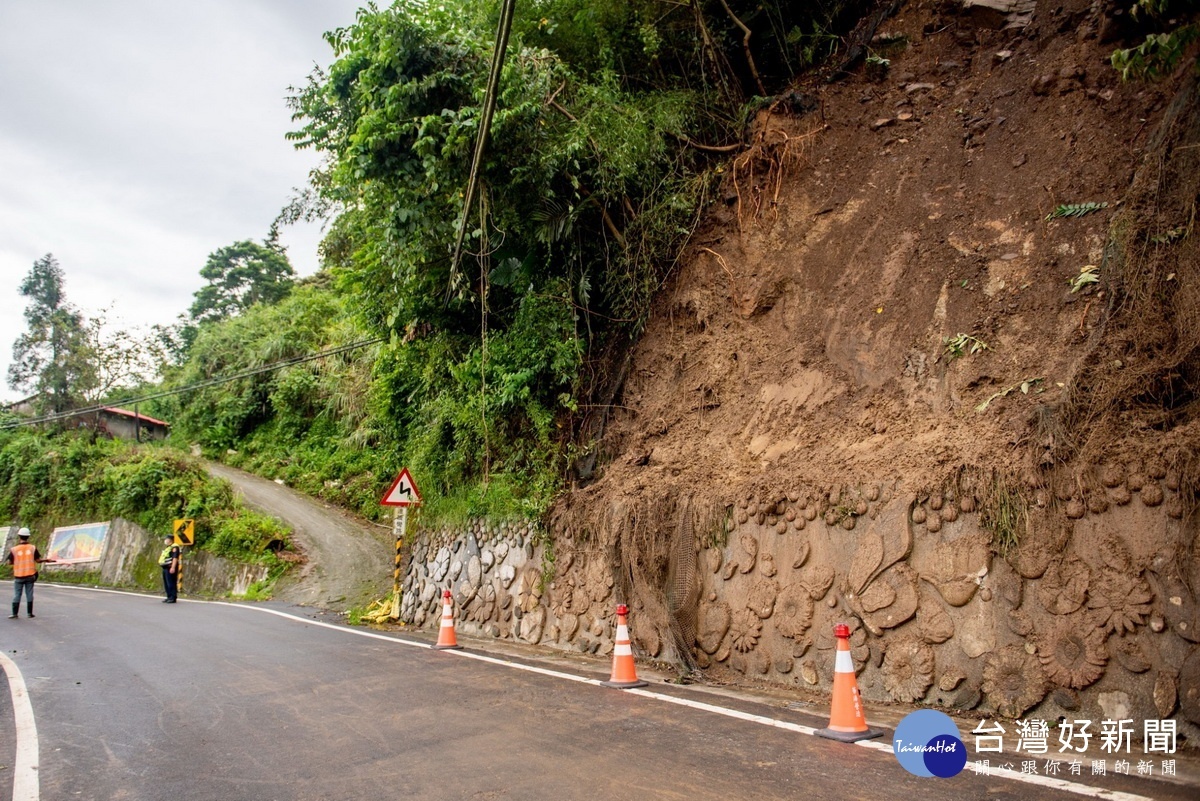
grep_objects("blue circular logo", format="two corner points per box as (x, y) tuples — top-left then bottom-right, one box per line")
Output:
(892, 710), (966, 778)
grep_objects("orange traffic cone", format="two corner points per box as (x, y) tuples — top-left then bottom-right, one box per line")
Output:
(816, 623), (881, 742)
(431, 589), (463, 650)
(601, 604), (648, 689)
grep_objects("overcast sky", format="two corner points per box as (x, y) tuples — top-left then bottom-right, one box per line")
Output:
(0, 0), (366, 403)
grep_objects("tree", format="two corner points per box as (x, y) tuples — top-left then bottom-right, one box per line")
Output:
(84, 308), (168, 401)
(188, 240), (296, 325)
(8, 254), (96, 414)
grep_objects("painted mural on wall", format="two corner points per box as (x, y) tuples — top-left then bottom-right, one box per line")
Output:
(47, 521), (111, 564)
(402, 461), (1200, 745)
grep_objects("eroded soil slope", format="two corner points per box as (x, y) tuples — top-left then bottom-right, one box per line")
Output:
(589, 0), (1188, 501)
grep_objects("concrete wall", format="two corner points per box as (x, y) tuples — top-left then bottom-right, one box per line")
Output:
(46, 517), (269, 598)
(403, 475), (1200, 746)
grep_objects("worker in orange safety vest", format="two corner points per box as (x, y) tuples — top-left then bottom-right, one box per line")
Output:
(6, 527), (56, 619)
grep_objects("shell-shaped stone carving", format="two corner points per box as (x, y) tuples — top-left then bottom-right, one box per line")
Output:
(792, 537), (810, 569)
(747, 579), (778, 619)
(760, 553), (778, 578)
(737, 533), (759, 574)
(706, 548), (723, 574)
(1180, 650), (1200, 725)
(1036, 617), (1108, 689)
(498, 563), (517, 589)
(939, 670), (966, 692)
(1127, 472), (1147, 492)
(882, 638), (935, 703)
(935, 578), (978, 607)
(982, 645), (1047, 718)
(1141, 482), (1164, 507)
(697, 602), (732, 654)
(912, 505), (927, 524)
(775, 585), (815, 639)
(1065, 499), (1085, 519)
(1154, 671), (1178, 719)
(587, 559), (615, 602)
(1166, 498), (1184, 519)
(960, 495), (977, 514)
(632, 619), (662, 658)
(730, 608), (763, 653)
(1101, 463), (1125, 488)
(480, 549), (495, 571)
(802, 564), (836, 600)
(520, 606), (546, 643)
(919, 600), (956, 644)
(859, 581), (895, 613)
(1110, 634), (1152, 673)
(466, 555), (483, 589)
(1087, 569), (1153, 635)
(1038, 559), (1090, 615)
(861, 564), (920, 633)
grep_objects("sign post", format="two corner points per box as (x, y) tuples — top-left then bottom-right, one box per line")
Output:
(381, 468), (421, 620)
(172, 518), (194, 595)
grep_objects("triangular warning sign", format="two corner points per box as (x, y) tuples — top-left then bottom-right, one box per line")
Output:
(381, 468), (421, 507)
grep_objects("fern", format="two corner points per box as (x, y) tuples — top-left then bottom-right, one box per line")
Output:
(1046, 202), (1109, 221)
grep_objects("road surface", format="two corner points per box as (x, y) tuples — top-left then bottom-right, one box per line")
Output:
(2, 584), (1192, 801)
(204, 462), (392, 611)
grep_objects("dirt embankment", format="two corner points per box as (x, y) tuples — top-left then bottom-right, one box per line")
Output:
(206, 462), (393, 611)
(579, 0), (1194, 508)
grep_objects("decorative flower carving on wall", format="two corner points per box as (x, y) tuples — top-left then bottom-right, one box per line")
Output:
(775, 585), (815, 639)
(1087, 569), (1153, 636)
(1036, 617), (1108, 689)
(882, 638), (935, 703)
(470, 581), (498, 623)
(982, 645), (1047, 718)
(747, 579), (778, 619)
(1037, 558), (1090, 615)
(730, 608), (763, 653)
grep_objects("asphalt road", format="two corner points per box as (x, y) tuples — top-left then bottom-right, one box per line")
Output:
(1, 584), (1192, 801)
(203, 462), (393, 611)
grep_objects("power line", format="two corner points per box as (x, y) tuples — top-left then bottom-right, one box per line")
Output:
(1, 337), (385, 430)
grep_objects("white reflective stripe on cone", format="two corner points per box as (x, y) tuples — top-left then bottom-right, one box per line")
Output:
(616, 624), (630, 641)
(614, 643), (633, 656)
(835, 649), (854, 673)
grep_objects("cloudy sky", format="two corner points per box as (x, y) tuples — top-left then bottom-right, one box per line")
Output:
(0, 0), (366, 403)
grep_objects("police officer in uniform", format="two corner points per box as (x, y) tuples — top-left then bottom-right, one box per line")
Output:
(6, 527), (56, 618)
(159, 535), (181, 603)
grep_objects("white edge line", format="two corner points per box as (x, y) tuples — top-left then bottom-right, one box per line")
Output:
(0, 650), (40, 801)
(34, 584), (1157, 801)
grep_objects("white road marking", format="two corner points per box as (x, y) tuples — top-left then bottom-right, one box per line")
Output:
(0, 650), (40, 801)
(37, 584), (1157, 800)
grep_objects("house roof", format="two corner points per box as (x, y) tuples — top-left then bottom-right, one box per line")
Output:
(101, 407), (170, 428)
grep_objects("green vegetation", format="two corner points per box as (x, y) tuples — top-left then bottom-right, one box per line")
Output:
(980, 474), (1027, 555)
(3, 3), (967, 531)
(1069, 265), (1101, 293)
(0, 429), (289, 564)
(1045, 202), (1109, 221)
(942, 333), (989, 361)
(1111, 1), (1200, 81)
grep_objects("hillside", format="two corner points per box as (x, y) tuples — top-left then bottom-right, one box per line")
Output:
(582, 0), (1193, 504)
(479, 0), (1200, 735)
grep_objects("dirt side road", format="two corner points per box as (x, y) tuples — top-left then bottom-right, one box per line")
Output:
(205, 462), (393, 611)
